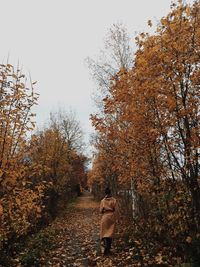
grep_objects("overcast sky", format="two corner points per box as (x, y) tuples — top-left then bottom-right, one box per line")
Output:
(0, 0), (194, 150)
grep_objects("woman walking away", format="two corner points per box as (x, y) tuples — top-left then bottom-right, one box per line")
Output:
(100, 187), (117, 255)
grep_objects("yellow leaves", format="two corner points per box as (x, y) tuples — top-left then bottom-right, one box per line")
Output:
(148, 20), (152, 27)
(0, 169), (4, 178)
(0, 203), (3, 215)
(166, 95), (176, 111)
(0, 63), (41, 241)
(155, 253), (163, 264)
(140, 32), (146, 39)
(12, 74), (18, 79)
(134, 240), (141, 245)
(0, 66), (87, 260)
(36, 206), (42, 213)
(7, 64), (13, 68)
(160, 17), (168, 27)
(88, 1), (200, 265)
(186, 236), (192, 243)
(185, 6), (191, 16)
(16, 198), (21, 206)
(22, 181), (26, 186)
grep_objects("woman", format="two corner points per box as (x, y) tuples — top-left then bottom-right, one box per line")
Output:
(100, 187), (117, 255)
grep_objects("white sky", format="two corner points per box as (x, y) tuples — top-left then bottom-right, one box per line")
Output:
(0, 0), (194, 150)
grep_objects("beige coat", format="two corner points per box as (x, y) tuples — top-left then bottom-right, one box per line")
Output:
(100, 197), (117, 239)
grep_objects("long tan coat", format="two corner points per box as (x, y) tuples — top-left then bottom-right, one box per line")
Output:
(100, 197), (117, 239)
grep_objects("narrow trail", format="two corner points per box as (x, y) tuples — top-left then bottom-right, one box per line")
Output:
(15, 192), (175, 267)
(42, 192), (100, 267)
(40, 193), (134, 267)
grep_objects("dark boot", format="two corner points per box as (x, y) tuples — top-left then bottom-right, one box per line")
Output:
(107, 238), (112, 253)
(103, 238), (112, 255)
(103, 238), (108, 255)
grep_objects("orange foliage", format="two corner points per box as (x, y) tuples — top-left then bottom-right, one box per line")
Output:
(90, 1), (200, 264)
(0, 65), (87, 254)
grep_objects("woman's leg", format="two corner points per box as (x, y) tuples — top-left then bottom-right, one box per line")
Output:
(107, 238), (112, 253)
(103, 237), (112, 255)
(103, 238), (108, 255)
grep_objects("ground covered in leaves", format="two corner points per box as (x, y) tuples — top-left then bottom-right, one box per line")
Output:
(11, 192), (188, 267)
(11, 192), (147, 267)
(38, 192), (139, 267)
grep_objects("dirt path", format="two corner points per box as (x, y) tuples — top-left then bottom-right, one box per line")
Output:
(39, 193), (134, 267)
(14, 192), (171, 267)
(11, 192), (172, 267)
(41, 192), (100, 267)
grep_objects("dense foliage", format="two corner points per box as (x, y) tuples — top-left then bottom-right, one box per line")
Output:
(0, 64), (87, 265)
(89, 1), (200, 265)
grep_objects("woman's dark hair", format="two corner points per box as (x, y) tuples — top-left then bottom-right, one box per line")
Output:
(105, 187), (111, 195)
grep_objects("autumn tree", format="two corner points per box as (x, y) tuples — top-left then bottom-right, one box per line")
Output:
(88, 23), (134, 199)
(0, 64), (88, 265)
(0, 63), (40, 243)
(28, 110), (87, 216)
(90, 1), (200, 265)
